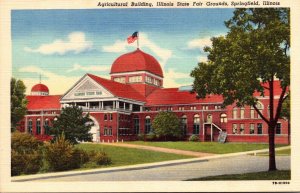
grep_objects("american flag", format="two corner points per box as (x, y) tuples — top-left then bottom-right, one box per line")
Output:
(127, 31), (138, 44)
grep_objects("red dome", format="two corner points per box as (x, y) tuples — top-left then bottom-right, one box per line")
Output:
(31, 83), (49, 93)
(111, 49), (163, 77)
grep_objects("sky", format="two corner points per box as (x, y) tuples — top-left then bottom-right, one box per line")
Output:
(12, 8), (234, 95)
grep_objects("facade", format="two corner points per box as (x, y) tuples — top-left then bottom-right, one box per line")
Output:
(18, 48), (290, 144)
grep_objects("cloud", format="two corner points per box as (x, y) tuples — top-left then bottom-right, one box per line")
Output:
(24, 32), (93, 55)
(67, 63), (111, 73)
(197, 55), (208, 63)
(19, 66), (81, 95)
(187, 36), (212, 51)
(163, 68), (191, 88)
(102, 32), (172, 69)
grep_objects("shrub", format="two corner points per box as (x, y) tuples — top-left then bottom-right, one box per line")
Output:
(11, 131), (43, 176)
(146, 132), (156, 141)
(91, 152), (112, 165)
(189, 135), (200, 142)
(71, 148), (90, 168)
(137, 134), (145, 141)
(44, 134), (79, 171)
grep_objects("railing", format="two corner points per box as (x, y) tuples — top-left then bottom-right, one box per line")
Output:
(79, 106), (132, 113)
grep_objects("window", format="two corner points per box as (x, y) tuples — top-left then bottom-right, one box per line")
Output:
(179, 107), (185, 111)
(233, 107), (238, 119)
(202, 105), (208, 110)
(240, 108), (245, 119)
(145, 116), (151, 134)
(36, 119), (41, 135)
(250, 107), (255, 119)
(133, 116), (140, 135)
(28, 119), (33, 134)
(167, 107), (173, 111)
(44, 118), (50, 135)
(207, 114), (212, 123)
(104, 114), (108, 121)
(181, 115), (187, 135)
(110, 113), (113, 121)
(114, 77), (125, 83)
(257, 123), (263, 134)
(190, 106), (196, 110)
(250, 123), (255, 134)
(145, 76), (153, 84)
(256, 102), (264, 118)
(240, 124), (245, 134)
(129, 76), (142, 83)
(232, 124), (238, 134)
(104, 127), (112, 136)
(193, 114), (200, 134)
(154, 79), (161, 86)
(220, 113), (227, 123)
(215, 105), (221, 109)
(276, 123), (281, 134)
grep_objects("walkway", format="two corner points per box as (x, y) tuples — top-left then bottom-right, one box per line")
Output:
(100, 142), (215, 157)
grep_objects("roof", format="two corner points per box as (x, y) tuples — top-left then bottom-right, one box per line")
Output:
(87, 74), (146, 102)
(26, 95), (61, 110)
(110, 49), (163, 77)
(146, 88), (224, 106)
(254, 80), (288, 97)
(31, 83), (49, 93)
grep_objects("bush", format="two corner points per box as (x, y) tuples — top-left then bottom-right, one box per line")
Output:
(11, 131), (43, 176)
(71, 148), (90, 168)
(137, 134), (145, 141)
(146, 132), (156, 141)
(189, 135), (200, 142)
(91, 152), (112, 165)
(44, 134), (79, 171)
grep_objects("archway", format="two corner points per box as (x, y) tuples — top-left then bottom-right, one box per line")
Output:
(89, 115), (100, 142)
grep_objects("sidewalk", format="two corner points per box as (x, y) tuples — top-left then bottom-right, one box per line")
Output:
(100, 142), (215, 157)
(11, 146), (290, 182)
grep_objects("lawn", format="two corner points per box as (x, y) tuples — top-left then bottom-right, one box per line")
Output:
(254, 147), (291, 156)
(76, 143), (194, 169)
(187, 170), (291, 181)
(127, 141), (284, 154)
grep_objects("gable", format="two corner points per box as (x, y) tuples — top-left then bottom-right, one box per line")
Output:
(61, 75), (114, 101)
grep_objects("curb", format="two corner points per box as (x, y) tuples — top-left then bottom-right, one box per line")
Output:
(11, 146), (290, 182)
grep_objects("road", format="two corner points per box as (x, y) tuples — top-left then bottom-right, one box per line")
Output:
(33, 155), (290, 181)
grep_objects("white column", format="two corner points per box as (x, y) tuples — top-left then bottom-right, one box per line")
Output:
(129, 104), (133, 110)
(113, 101), (116, 109)
(116, 101), (119, 109)
(123, 102), (126, 110)
(99, 101), (101, 109)
(101, 101), (104, 109)
(140, 106), (143, 112)
(211, 124), (213, 142)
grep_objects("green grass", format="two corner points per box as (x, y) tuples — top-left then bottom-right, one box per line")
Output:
(187, 170), (291, 181)
(254, 148), (291, 156)
(126, 141), (284, 154)
(75, 143), (194, 170)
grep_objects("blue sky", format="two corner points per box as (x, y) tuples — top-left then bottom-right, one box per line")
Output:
(12, 9), (234, 94)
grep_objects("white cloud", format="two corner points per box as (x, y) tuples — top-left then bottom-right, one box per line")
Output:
(24, 32), (93, 55)
(197, 55), (208, 63)
(163, 68), (191, 88)
(19, 66), (81, 95)
(102, 32), (172, 69)
(187, 36), (212, 51)
(67, 63), (111, 73)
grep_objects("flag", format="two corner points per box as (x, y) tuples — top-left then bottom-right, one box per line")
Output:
(127, 31), (138, 44)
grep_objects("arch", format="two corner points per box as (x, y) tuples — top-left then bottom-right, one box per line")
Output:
(89, 115), (100, 142)
(193, 114), (200, 134)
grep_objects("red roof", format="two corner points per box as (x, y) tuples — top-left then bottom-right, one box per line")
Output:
(31, 83), (49, 93)
(110, 49), (163, 77)
(26, 95), (61, 110)
(146, 88), (223, 106)
(87, 74), (146, 102)
(254, 80), (287, 97)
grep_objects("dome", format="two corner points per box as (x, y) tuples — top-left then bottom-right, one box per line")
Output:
(111, 49), (163, 77)
(31, 83), (49, 94)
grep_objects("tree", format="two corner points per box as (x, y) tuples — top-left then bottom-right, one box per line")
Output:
(191, 8), (290, 171)
(11, 78), (27, 132)
(152, 111), (181, 141)
(50, 105), (93, 144)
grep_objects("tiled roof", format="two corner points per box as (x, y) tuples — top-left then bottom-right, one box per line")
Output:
(87, 74), (146, 102)
(146, 88), (224, 106)
(110, 49), (163, 77)
(26, 95), (61, 110)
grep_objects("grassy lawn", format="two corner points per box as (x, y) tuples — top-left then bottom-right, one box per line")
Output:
(126, 141), (284, 154)
(187, 170), (291, 181)
(76, 143), (194, 169)
(254, 147), (291, 156)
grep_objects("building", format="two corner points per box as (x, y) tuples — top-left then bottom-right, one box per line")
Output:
(18, 48), (290, 144)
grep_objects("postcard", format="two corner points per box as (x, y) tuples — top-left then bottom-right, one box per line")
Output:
(0, 0), (299, 192)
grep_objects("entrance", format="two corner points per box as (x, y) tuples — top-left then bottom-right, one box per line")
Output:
(89, 116), (100, 142)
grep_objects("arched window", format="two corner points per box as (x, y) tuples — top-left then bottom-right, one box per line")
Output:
(207, 114), (212, 123)
(28, 119), (33, 134)
(44, 118), (49, 135)
(193, 114), (200, 134)
(36, 118), (41, 135)
(233, 107), (238, 119)
(220, 113), (227, 123)
(181, 115), (187, 135)
(133, 116), (140, 135)
(240, 107), (245, 119)
(145, 116), (151, 134)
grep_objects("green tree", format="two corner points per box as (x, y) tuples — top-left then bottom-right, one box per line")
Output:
(11, 78), (27, 132)
(191, 8), (290, 171)
(152, 111), (181, 141)
(50, 105), (93, 144)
